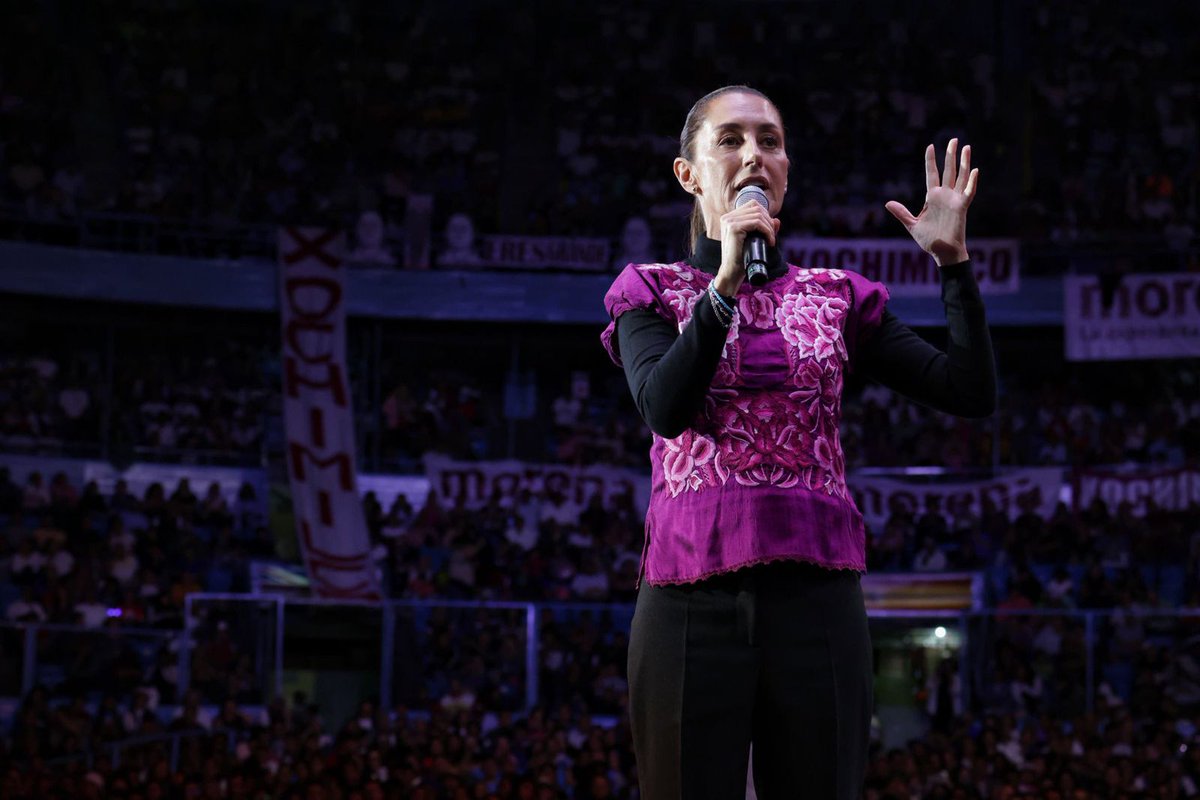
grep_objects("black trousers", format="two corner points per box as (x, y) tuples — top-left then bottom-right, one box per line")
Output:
(628, 561), (873, 800)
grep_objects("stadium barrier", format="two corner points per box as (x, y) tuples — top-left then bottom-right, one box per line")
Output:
(7, 604), (1200, 738)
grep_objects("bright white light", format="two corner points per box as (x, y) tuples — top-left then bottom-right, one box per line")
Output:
(934, 626), (947, 639)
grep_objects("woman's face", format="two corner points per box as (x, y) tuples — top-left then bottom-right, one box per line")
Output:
(676, 91), (789, 236)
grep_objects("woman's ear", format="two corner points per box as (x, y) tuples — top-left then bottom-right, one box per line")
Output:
(673, 157), (699, 195)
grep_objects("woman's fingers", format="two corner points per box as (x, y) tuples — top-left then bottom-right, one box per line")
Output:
(922, 139), (975, 197)
(758, 206), (777, 245)
(964, 168), (980, 202)
(955, 145), (972, 192)
(942, 138), (958, 189)
(925, 144), (938, 192)
(723, 203), (779, 245)
(884, 200), (917, 229)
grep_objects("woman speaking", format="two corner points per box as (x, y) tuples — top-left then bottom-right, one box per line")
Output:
(600, 85), (996, 798)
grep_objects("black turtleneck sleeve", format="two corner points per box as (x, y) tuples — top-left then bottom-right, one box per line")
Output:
(615, 288), (734, 439)
(614, 260), (996, 437)
(857, 261), (996, 417)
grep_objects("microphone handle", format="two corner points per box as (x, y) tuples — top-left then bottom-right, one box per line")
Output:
(746, 262), (768, 286)
(744, 233), (769, 287)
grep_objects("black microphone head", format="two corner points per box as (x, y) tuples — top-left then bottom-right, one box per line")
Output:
(734, 185), (769, 210)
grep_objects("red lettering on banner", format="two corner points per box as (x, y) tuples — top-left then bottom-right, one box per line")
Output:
(283, 228), (341, 268)
(1081, 283), (1130, 319)
(779, 239), (1017, 293)
(285, 277), (342, 319)
(891, 490), (918, 514)
(898, 250), (928, 283)
(309, 408), (325, 448)
(308, 555), (380, 599)
(438, 468), (487, 502)
(1079, 277), (1200, 321)
(501, 240), (525, 262)
(1137, 282), (1168, 317)
(284, 358), (348, 406)
(289, 444), (355, 490)
(433, 463), (644, 510)
(1073, 469), (1200, 515)
(989, 248), (1012, 283)
(1174, 278), (1199, 316)
(280, 227), (376, 599)
(301, 527), (379, 599)
(858, 250), (882, 283)
(285, 320), (335, 362)
(300, 521), (365, 564)
(318, 491), (333, 526)
(1080, 284), (1099, 318)
(491, 473), (519, 498)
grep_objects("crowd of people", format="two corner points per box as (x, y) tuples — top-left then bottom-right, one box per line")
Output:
(4, 454), (1199, 632)
(0, 466), (270, 641)
(3, 0), (1199, 795)
(6, 463), (1199, 723)
(0, 334), (272, 463)
(5, 322), (1198, 474)
(2, 2), (1196, 267)
(0, 336), (106, 454)
(847, 360), (1200, 472)
(0, 429), (1196, 795)
(10, 677), (1200, 798)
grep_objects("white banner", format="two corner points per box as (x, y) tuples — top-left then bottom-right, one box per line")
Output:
(423, 454), (651, 513)
(849, 468), (1064, 533)
(279, 228), (379, 599)
(478, 235), (611, 271)
(1073, 467), (1200, 516)
(1064, 273), (1200, 361)
(779, 237), (1020, 296)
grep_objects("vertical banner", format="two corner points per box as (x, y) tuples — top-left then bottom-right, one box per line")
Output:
(279, 228), (379, 599)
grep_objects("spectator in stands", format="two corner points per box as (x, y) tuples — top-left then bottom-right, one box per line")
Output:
(913, 537), (949, 572)
(9, 538), (45, 586)
(5, 586), (46, 622)
(22, 472), (49, 511)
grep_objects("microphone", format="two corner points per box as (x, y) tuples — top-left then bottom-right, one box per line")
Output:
(735, 185), (770, 287)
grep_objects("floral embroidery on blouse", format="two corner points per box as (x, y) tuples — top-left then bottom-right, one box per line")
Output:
(662, 281), (740, 359)
(650, 263), (854, 500)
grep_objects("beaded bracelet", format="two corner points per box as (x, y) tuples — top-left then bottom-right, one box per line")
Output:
(706, 282), (735, 328)
(708, 282), (735, 316)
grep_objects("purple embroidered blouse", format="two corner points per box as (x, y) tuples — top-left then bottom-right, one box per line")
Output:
(601, 259), (890, 585)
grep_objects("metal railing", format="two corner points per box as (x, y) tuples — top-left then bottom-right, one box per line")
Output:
(32, 728), (216, 772)
(172, 596), (1200, 718)
(6, 601), (1200, 727)
(0, 622), (177, 698)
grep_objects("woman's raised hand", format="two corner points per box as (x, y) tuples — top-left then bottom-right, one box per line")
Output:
(885, 138), (979, 267)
